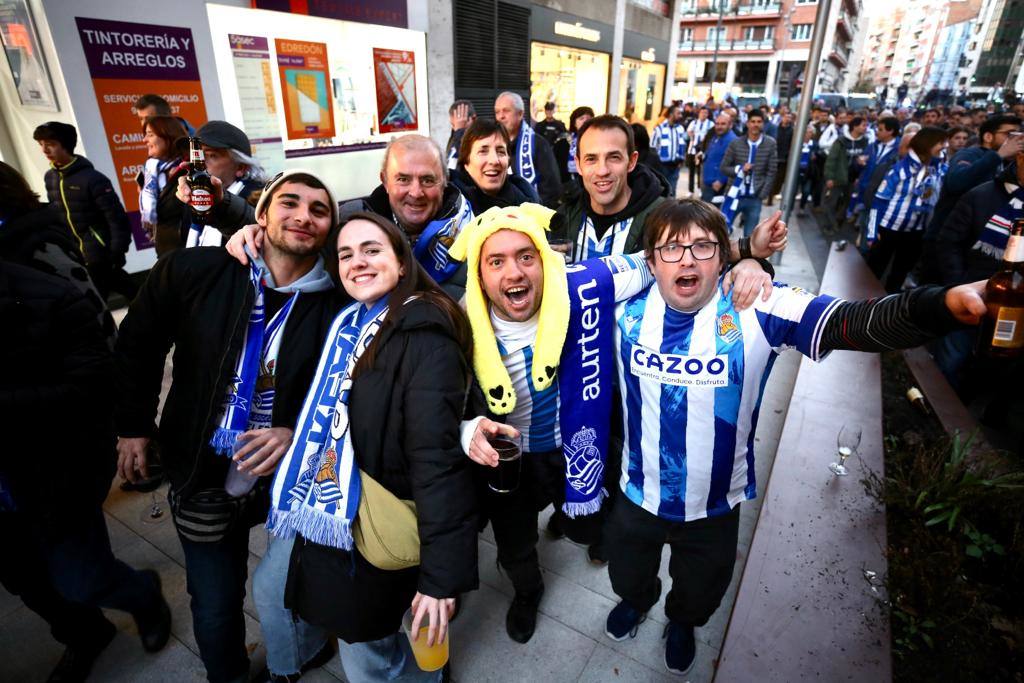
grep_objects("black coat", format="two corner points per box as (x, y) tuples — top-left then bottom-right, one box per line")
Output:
(449, 166), (539, 214)
(287, 299), (478, 643)
(930, 176), (1019, 285)
(135, 164), (187, 257)
(0, 204), (116, 346)
(44, 156), (132, 266)
(0, 260), (115, 524)
(114, 248), (342, 497)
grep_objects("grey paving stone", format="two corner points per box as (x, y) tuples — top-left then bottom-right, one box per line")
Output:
(449, 583), (597, 683)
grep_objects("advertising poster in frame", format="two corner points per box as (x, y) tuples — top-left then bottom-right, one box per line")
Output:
(76, 17), (208, 249)
(0, 0), (58, 109)
(275, 38), (335, 140)
(372, 47), (417, 134)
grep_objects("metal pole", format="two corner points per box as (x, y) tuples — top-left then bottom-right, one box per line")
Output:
(608, 0), (628, 114)
(665, 0), (684, 105)
(780, 0), (835, 228)
(709, 0), (725, 98)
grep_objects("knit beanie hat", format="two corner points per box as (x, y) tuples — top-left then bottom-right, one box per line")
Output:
(449, 203), (569, 415)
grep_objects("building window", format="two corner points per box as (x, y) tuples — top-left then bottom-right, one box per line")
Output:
(681, 27), (694, 42)
(707, 26), (727, 43)
(791, 24), (812, 41)
(795, 0), (816, 4)
(744, 26), (756, 41)
(764, 25), (775, 40)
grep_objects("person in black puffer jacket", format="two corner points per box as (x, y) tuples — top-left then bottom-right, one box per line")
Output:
(34, 122), (136, 301)
(450, 118), (540, 216)
(0, 161), (115, 346)
(0, 258), (171, 681)
(282, 212), (478, 680)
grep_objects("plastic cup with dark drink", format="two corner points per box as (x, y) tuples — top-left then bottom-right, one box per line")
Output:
(487, 434), (523, 493)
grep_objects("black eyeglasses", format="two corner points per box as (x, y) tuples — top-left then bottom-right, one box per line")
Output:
(654, 241), (719, 263)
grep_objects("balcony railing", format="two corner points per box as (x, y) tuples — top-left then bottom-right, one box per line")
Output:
(679, 2), (782, 19)
(679, 38), (775, 52)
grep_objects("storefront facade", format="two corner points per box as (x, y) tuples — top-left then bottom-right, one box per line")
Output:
(529, 4), (671, 130)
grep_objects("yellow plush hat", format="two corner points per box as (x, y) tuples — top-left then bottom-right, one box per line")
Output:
(449, 203), (569, 415)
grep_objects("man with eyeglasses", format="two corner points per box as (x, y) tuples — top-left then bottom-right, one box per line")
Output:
(603, 198), (990, 676)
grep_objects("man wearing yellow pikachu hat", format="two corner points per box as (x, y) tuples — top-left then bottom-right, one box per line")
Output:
(450, 201), (777, 644)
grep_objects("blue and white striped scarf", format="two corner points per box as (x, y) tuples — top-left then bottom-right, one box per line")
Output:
(140, 158), (177, 230)
(687, 118), (713, 155)
(412, 192), (474, 283)
(514, 123), (537, 187)
(267, 298), (389, 549)
(575, 214), (633, 261)
(974, 183), (1024, 260)
(209, 263), (302, 455)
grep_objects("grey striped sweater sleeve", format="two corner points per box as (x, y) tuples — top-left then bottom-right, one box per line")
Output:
(819, 285), (965, 353)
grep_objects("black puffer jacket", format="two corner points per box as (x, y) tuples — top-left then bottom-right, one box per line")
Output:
(287, 299), (478, 643)
(114, 248), (342, 497)
(0, 204), (115, 347)
(0, 260), (115, 525)
(44, 156), (131, 266)
(449, 166), (539, 213)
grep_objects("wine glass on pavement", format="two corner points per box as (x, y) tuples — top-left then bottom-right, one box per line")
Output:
(829, 425), (862, 476)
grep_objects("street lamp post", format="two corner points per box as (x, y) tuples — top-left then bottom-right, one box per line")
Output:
(709, 0), (726, 98)
(779, 0), (835, 229)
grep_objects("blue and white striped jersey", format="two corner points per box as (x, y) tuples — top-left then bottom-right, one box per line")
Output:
(614, 278), (841, 522)
(575, 215), (634, 261)
(495, 253), (654, 453)
(867, 150), (938, 238)
(654, 121), (687, 163)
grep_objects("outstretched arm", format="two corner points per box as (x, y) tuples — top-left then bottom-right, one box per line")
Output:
(819, 282), (985, 354)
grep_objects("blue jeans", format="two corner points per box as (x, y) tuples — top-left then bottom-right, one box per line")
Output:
(0, 505), (161, 648)
(253, 534), (329, 676)
(338, 633), (442, 683)
(178, 523), (252, 683)
(734, 196), (763, 237)
(661, 163), (681, 197)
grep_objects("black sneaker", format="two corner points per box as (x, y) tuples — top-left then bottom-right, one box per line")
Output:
(605, 600), (647, 642)
(545, 513), (565, 540)
(505, 585), (544, 643)
(47, 620), (116, 682)
(586, 543), (608, 566)
(135, 569), (171, 653)
(663, 621), (696, 676)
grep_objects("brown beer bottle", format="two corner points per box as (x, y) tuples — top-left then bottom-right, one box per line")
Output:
(186, 137), (215, 222)
(982, 218), (1024, 358)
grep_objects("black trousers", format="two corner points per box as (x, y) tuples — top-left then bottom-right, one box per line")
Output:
(485, 449), (601, 594)
(0, 505), (160, 649)
(686, 154), (701, 193)
(866, 228), (924, 293)
(606, 496), (740, 627)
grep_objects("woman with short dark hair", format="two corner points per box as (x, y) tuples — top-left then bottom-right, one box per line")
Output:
(137, 115), (188, 255)
(450, 119), (539, 212)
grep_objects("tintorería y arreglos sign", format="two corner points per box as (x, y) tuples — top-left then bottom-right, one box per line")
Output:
(75, 17), (208, 249)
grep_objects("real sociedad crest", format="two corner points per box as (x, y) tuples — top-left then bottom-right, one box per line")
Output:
(716, 313), (741, 344)
(564, 426), (603, 495)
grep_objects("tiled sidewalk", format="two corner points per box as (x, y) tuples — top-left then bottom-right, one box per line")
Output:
(0, 213), (822, 682)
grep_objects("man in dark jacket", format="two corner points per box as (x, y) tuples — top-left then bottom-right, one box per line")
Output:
(534, 101), (567, 146)
(919, 114), (1023, 280)
(767, 110), (794, 206)
(495, 91), (562, 208)
(34, 121), (135, 301)
(720, 109), (778, 236)
(821, 116), (870, 235)
(928, 159), (1024, 389)
(0, 259), (170, 682)
(180, 120), (265, 248)
(115, 169), (342, 683)
(557, 115), (672, 262)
